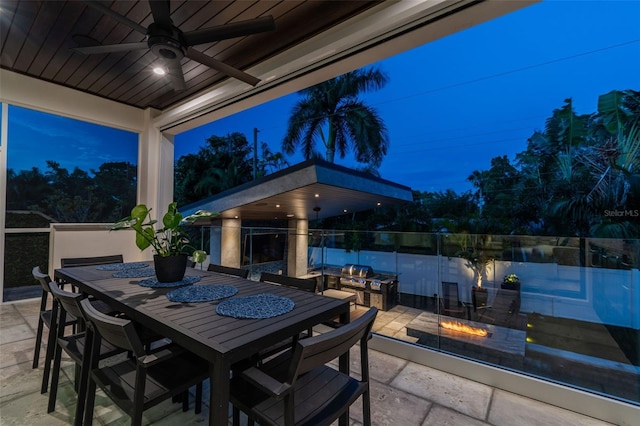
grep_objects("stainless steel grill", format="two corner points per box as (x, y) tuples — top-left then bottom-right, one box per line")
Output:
(337, 264), (398, 310)
(340, 264), (374, 288)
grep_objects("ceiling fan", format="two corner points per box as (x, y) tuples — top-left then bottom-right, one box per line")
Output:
(72, 0), (276, 91)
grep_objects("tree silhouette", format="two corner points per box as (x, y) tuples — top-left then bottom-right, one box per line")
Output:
(282, 67), (389, 167)
(6, 161), (136, 223)
(174, 132), (288, 206)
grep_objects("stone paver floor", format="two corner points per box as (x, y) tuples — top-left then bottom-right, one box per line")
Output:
(0, 300), (615, 425)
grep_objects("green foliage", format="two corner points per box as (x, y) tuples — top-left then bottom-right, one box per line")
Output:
(466, 89), (640, 238)
(503, 273), (520, 285)
(174, 133), (288, 206)
(111, 202), (218, 259)
(453, 233), (496, 287)
(3, 233), (49, 289)
(5, 211), (54, 228)
(6, 161), (136, 224)
(282, 67), (389, 167)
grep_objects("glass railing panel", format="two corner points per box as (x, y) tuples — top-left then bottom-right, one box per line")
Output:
(156, 224), (640, 405)
(519, 237), (639, 404)
(3, 231), (49, 301)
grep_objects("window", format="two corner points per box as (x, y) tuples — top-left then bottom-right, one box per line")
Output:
(3, 105), (138, 301)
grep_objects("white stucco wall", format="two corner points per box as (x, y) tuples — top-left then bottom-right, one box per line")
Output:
(316, 247), (638, 329)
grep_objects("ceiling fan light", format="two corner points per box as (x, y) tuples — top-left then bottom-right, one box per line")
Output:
(153, 66), (166, 75)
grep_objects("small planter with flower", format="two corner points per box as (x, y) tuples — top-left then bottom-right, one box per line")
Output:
(502, 273), (520, 291)
(111, 202), (218, 282)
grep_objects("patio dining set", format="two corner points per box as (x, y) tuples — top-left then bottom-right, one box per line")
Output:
(30, 255), (378, 426)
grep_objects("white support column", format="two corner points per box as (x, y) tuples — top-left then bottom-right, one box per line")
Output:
(221, 218), (241, 268)
(209, 226), (222, 266)
(0, 103), (7, 295)
(138, 107), (173, 213)
(287, 219), (309, 277)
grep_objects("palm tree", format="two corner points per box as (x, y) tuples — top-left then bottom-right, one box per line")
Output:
(282, 67), (389, 166)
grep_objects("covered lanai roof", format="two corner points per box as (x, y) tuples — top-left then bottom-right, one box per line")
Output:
(181, 159), (413, 222)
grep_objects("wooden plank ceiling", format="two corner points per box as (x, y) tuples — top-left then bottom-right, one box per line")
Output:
(0, 0), (380, 110)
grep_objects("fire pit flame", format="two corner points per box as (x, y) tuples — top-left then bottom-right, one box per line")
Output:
(440, 320), (488, 337)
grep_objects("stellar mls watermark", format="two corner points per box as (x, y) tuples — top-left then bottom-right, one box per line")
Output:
(603, 209), (639, 217)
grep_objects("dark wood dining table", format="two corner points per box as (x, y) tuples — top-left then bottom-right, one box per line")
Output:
(54, 265), (351, 426)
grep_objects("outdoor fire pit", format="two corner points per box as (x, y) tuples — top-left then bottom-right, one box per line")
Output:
(440, 320), (489, 337)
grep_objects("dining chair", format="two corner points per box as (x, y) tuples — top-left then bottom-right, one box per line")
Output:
(59, 255), (124, 294)
(230, 306), (378, 426)
(261, 272), (356, 311)
(208, 263), (249, 279)
(259, 272), (317, 292)
(80, 299), (209, 426)
(62, 253), (171, 351)
(46, 282), (125, 420)
(31, 266), (77, 392)
(258, 272), (316, 355)
(440, 281), (467, 318)
(60, 254), (124, 268)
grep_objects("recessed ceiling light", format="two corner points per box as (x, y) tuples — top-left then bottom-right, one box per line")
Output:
(276, 204), (280, 208)
(314, 194), (320, 198)
(153, 67), (166, 75)
(343, 209), (348, 213)
(377, 202), (381, 206)
(286, 214), (294, 218)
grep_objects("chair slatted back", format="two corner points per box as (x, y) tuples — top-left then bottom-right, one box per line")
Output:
(207, 264), (249, 279)
(260, 272), (317, 293)
(31, 265), (63, 373)
(442, 281), (460, 311)
(48, 282), (83, 320)
(32, 266), (53, 293)
(61, 255), (124, 268)
(290, 307), (377, 382)
(79, 299), (145, 357)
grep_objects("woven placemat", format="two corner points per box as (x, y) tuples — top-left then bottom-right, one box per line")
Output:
(96, 262), (149, 271)
(112, 268), (155, 278)
(138, 275), (201, 288)
(216, 294), (294, 319)
(166, 285), (238, 303)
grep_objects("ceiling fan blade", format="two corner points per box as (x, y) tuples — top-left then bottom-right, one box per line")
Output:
(82, 1), (147, 34)
(186, 48), (260, 87)
(164, 58), (187, 91)
(148, 0), (172, 28)
(182, 16), (276, 46)
(72, 42), (148, 55)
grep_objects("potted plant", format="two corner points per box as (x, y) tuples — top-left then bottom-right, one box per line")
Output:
(455, 241), (495, 310)
(456, 247), (494, 289)
(112, 202), (218, 282)
(502, 273), (520, 291)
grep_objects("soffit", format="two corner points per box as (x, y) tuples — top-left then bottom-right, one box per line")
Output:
(181, 159), (414, 221)
(0, 0), (381, 110)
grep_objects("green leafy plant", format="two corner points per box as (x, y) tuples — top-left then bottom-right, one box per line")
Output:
(111, 202), (218, 262)
(503, 273), (520, 285)
(452, 233), (496, 288)
(457, 248), (494, 288)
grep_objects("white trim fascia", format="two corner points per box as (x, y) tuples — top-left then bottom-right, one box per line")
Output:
(0, 69), (147, 133)
(0, 103), (7, 297)
(155, 0), (539, 135)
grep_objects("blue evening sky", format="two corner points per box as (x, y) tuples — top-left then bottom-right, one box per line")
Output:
(7, 1), (640, 194)
(174, 0), (640, 193)
(7, 106), (138, 173)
